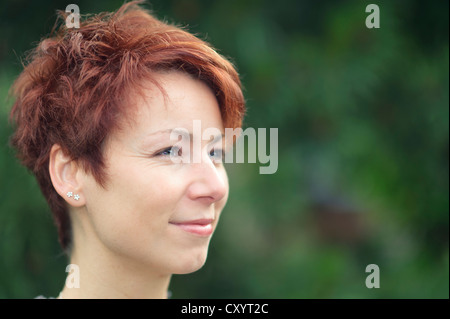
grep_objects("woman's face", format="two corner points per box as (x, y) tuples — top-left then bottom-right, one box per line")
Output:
(78, 71), (229, 275)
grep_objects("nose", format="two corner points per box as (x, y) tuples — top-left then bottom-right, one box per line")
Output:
(187, 153), (228, 205)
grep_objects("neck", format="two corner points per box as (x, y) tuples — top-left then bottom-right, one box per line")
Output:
(59, 234), (171, 299)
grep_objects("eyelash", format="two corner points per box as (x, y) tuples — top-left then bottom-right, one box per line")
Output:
(210, 148), (224, 162)
(156, 146), (182, 157)
(155, 146), (224, 162)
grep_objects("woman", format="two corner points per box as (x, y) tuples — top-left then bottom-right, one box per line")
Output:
(9, 1), (245, 298)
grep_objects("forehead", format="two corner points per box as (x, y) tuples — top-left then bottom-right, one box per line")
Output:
(116, 71), (225, 141)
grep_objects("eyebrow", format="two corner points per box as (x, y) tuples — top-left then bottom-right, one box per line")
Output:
(146, 128), (225, 143)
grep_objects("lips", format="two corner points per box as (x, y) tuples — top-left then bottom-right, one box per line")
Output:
(169, 219), (214, 236)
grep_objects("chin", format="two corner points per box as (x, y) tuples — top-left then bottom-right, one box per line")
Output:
(171, 248), (209, 275)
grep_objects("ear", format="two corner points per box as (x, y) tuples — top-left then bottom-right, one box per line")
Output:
(49, 144), (85, 207)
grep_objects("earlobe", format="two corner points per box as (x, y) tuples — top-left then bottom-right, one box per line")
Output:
(66, 191), (81, 201)
(49, 144), (85, 206)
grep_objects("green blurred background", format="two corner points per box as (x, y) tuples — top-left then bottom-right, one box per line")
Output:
(0, 0), (448, 298)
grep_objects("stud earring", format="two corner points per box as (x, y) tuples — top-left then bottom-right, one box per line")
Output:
(67, 192), (80, 201)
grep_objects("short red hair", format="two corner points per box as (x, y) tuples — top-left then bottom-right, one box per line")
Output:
(9, 1), (245, 250)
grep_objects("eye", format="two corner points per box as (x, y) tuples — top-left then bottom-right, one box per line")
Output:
(156, 146), (182, 157)
(209, 148), (224, 162)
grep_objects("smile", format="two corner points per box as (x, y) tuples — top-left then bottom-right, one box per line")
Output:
(169, 219), (214, 237)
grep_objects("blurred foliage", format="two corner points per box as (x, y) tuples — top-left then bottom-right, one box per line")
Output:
(0, 0), (448, 298)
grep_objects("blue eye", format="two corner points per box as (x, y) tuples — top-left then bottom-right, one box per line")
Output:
(210, 148), (224, 162)
(157, 146), (181, 157)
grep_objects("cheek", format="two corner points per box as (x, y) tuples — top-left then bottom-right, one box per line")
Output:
(83, 164), (187, 252)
